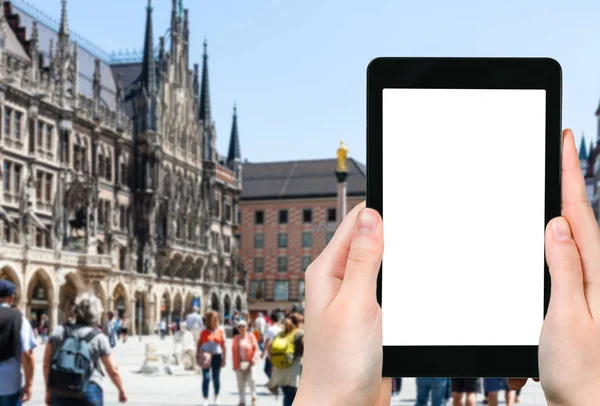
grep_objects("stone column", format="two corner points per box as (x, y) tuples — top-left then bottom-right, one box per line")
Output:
(129, 299), (137, 335)
(335, 171), (348, 225)
(50, 300), (58, 331)
(107, 297), (114, 313)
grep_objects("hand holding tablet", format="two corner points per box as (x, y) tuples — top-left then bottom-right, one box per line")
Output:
(295, 58), (600, 406)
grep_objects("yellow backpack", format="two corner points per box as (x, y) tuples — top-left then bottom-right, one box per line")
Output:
(270, 330), (295, 368)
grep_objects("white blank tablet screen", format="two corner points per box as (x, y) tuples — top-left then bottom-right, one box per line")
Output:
(381, 88), (546, 346)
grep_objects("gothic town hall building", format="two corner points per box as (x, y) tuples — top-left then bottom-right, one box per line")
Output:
(0, 0), (246, 333)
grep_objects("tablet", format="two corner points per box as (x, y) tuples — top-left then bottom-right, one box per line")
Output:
(367, 58), (562, 377)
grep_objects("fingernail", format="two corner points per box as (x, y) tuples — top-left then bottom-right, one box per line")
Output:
(357, 209), (377, 234)
(552, 217), (572, 241)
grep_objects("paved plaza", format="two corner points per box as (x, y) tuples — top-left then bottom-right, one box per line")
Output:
(26, 336), (549, 406)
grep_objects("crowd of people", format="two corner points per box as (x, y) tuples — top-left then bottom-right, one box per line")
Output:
(0, 282), (127, 406)
(0, 279), (305, 406)
(392, 377), (523, 406)
(192, 307), (304, 406)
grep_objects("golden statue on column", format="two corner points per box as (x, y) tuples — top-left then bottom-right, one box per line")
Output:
(336, 141), (349, 172)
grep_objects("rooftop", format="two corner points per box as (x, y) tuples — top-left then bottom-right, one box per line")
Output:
(240, 158), (366, 201)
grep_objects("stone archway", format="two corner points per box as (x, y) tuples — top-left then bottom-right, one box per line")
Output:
(161, 289), (172, 322)
(223, 295), (231, 322)
(184, 292), (194, 316)
(133, 291), (149, 335)
(194, 258), (204, 281)
(181, 255), (194, 279)
(210, 292), (220, 312)
(235, 295), (243, 313)
(91, 281), (107, 322)
(172, 291), (183, 321)
(26, 269), (55, 326)
(0, 265), (22, 304)
(112, 283), (129, 319)
(58, 273), (80, 324)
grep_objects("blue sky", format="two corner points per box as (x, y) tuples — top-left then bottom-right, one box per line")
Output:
(26, 0), (600, 163)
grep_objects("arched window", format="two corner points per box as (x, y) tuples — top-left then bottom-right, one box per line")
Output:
(98, 146), (105, 178)
(105, 151), (112, 181)
(119, 247), (127, 270)
(163, 171), (171, 197)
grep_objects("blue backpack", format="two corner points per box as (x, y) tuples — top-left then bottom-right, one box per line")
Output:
(48, 324), (100, 397)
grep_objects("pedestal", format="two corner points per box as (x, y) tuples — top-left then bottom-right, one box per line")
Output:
(138, 340), (165, 375)
(335, 171), (348, 225)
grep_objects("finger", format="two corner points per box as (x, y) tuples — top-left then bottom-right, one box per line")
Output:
(545, 217), (589, 317)
(339, 208), (383, 301)
(561, 129), (600, 313)
(507, 378), (528, 391)
(377, 378), (392, 406)
(305, 202), (366, 311)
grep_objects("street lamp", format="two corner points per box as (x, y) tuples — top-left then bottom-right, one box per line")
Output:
(135, 279), (146, 342)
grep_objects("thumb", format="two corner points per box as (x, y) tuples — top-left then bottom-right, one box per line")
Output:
(339, 208), (383, 300)
(545, 217), (588, 316)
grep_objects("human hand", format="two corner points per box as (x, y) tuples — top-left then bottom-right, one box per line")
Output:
(21, 384), (32, 402)
(295, 203), (390, 406)
(508, 129), (600, 405)
(221, 359), (226, 368)
(45, 390), (51, 405)
(119, 390), (128, 403)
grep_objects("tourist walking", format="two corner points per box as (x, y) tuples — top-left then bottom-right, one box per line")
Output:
(0, 280), (36, 405)
(114, 317), (121, 341)
(450, 378), (480, 406)
(105, 311), (117, 348)
(391, 377), (402, 397)
(120, 316), (129, 343)
(254, 312), (266, 351)
(197, 310), (226, 406)
(415, 377), (448, 406)
(39, 314), (49, 344)
(44, 292), (127, 405)
(262, 311), (282, 380)
(186, 306), (204, 344)
(159, 319), (167, 339)
(268, 313), (304, 406)
(483, 378), (515, 406)
(232, 320), (258, 406)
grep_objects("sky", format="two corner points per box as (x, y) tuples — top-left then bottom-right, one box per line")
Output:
(24, 0), (600, 164)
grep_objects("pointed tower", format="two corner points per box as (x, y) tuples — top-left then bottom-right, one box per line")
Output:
(71, 43), (78, 108)
(580, 132), (589, 173)
(227, 104), (242, 168)
(139, 0), (157, 133)
(92, 58), (101, 118)
(199, 39), (215, 161)
(57, 0), (70, 108)
(227, 104), (243, 188)
(193, 63), (199, 105)
(29, 21), (39, 82)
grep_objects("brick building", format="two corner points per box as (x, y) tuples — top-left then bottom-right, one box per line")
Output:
(239, 158), (366, 314)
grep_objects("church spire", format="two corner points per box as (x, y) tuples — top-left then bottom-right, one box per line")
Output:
(227, 103), (241, 167)
(141, 0), (156, 95)
(59, 0), (69, 38)
(579, 132), (589, 162)
(198, 39), (211, 123)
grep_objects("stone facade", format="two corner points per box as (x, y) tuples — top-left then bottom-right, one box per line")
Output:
(0, 0), (245, 333)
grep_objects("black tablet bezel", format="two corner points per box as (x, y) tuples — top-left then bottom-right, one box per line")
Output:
(368, 57), (562, 378)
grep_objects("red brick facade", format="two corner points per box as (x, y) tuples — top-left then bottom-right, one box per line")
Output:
(240, 196), (364, 313)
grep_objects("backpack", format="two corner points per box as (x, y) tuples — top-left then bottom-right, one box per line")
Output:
(270, 330), (295, 368)
(48, 324), (100, 397)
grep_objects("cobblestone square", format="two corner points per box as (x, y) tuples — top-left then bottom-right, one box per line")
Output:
(25, 336), (549, 406)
